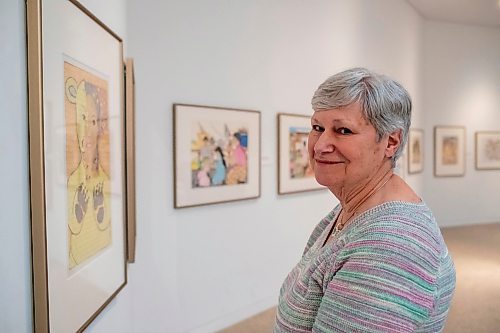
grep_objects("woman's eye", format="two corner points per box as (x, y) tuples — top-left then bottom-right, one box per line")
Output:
(311, 125), (324, 132)
(337, 127), (352, 135)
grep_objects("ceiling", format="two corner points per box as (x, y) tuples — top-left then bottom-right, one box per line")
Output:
(406, 0), (500, 29)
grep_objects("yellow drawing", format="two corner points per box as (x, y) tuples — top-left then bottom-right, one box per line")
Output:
(64, 62), (111, 269)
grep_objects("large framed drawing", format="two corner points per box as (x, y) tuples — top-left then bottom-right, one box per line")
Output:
(475, 131), (500, 170)
(173, 104), (261, 208)
(277, 113), (323, 194)
(27, 0), (127, 332)
(434, 126), (465, 177)
(125, 58), (136, 263)
(408, 129), (424, 174)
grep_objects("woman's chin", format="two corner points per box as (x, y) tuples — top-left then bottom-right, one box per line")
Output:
(314, 175), (335, 187)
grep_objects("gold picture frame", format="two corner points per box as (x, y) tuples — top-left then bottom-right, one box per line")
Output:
(277, 113), (324, 194)
(434, 126), (466, 177)
(173, 104), (261, 208)
(475, 131), (500, 170)
(125, 58), (136, 263)
(27, 0), (127, 331)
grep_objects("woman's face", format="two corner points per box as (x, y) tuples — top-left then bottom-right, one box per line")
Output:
(308, 102), (389, 191)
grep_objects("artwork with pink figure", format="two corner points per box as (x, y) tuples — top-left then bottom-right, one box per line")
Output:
(191, 122), (249, 188)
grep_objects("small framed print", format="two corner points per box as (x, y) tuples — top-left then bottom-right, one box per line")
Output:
(408, 129), (424, 174)
(277, 113), (324, 194)
(173, 104), (261, 208)
(434, 126), (466, 177)
(475, 131), (500, 170)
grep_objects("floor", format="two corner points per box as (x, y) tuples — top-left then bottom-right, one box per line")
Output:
(218, 222), (500, 333)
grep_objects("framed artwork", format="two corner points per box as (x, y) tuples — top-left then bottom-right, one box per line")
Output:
(173, 104), (261, 208)
(475, 131), (500, 170)
(408, 129), (424, 174)
(434, 126), (466, 177)
(277, 113), (324, 194)
(27, 0), (127, 332)
(125, 58), (136, 263)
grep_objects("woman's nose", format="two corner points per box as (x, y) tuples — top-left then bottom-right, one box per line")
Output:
(314, 133), (335, 154)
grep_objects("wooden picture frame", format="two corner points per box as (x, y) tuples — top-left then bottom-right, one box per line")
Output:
(124, 58), (136, 263)
(277, 113), (324, 194)
(408, 129), (424, 174)
(475, 131), (500, 170)
(173, 104), (261, 208)
(27, 0), (127, 331)
(434, 126), (466, 177)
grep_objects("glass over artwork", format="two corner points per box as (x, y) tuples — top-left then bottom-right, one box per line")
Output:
(27, 1), (127, 331)
(64, 61), (112, 269)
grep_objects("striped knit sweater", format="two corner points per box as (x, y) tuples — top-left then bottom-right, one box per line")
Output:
(274, 201), (456, 333)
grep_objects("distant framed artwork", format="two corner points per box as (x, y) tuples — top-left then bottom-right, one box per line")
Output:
(434, 126), (466, 177)
(408, 129), (424, 174)
(125, 58), (136, 262)
(173, 104), (261, 208)
(27, 0), (127, 332)
(277, 113), (323, 194)
(475, 131), (500, 170)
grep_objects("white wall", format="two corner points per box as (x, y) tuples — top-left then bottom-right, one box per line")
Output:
(126, 0), (423, 331)
(423, 21), (500, 226)
(0, 1), (32, 332)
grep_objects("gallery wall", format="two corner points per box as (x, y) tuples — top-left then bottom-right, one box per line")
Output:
(422, 21), (500, 226)
(0, 2), (32, 332)
(125, 0), (423, 332)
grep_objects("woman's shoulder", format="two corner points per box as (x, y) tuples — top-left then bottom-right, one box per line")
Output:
(346, 201), (445, 252)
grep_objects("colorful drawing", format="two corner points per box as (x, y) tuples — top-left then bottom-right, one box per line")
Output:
(190, 122), (249, 188)
(64, 61), (111, 269)
(442, 136), (458, 165)
(289, 126), (313, 178)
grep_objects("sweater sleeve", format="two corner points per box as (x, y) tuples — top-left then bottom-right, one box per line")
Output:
(312, 221), (440, 333)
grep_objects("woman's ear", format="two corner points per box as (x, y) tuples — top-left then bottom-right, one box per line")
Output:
(385, 129), (402, 158)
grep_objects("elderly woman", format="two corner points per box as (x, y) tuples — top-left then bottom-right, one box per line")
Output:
(274, 68), (456, 333)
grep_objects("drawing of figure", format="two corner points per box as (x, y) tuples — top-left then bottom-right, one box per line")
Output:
(211, 147), (227, 185)
(197, 160), (211, 187)
(226, 131), (248, 185)
(65, 64), (111, 269)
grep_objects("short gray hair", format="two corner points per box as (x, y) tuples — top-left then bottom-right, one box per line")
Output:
(311, 67), (412, 167)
